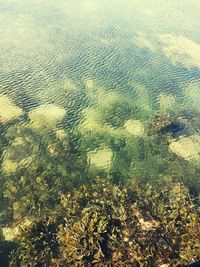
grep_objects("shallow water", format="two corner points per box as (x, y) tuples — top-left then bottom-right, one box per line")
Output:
(0, 0), (200, 227)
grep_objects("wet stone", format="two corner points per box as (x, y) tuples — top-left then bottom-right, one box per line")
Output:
(0, 95), (23, 124)
(28, 104), (66, 130)
(169, 135), (200, 162)
(124, 119), (145, 136)
(87, 147), (113, 170)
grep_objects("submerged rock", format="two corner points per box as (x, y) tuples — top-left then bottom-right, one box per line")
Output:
(28, 104), (66, 130)
(2, 227), (20, 242)
(124, 119), (145, 136)
(169, 135), (200, 162)
(87, 147), (113, 170)
(0, 94), (22, 124)
(2, 218), (32, 241)
(2, 136), (39, 174)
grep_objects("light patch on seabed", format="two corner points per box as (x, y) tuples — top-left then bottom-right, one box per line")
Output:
(78, 107), (121, 137)
(158, 34), (200, 68)
(2, 160), (18, 175)
(169, 135), (200, 162)
(87, 147), (113, 170)
(0, 94), (23, 123)
(124, 119), (145, 136)
(28, 104), (66, 130)
(55, 129), (68, 141)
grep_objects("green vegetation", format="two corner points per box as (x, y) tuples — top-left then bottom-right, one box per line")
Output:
(0, 81), (200, 266)
(8, 177), (200, 266)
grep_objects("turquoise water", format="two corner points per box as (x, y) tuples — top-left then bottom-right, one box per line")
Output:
(0, 0), (200, 228)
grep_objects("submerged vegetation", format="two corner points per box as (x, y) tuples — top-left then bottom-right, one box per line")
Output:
(1, 1), (200, 265)
(0, 78), (200, 266)
(8, 177), (200, 266)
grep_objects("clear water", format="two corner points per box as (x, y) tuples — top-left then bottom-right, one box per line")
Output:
(0, 0), (200, 224)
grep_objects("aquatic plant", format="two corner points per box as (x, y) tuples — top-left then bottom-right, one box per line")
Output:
(0, 123), (88, 223)
(10, 177), (200, 266)
(99, 98), (139, 128)
(149, 113), (179, 134)
(10, 215), (61, 267)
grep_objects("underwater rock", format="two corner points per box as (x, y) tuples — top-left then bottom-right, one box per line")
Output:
(2, 218), (32, 241)
(84, 79), (123, 110)
(158, 34), (200, 68)
(124, 119), (145, 136)
(2, 227), (20, 242)
(162, 122), (186, 136)
(2, 136), (39, 174)
(87, 147), (113, 170)
(0, 94), (22, 124)
(79, 107), (124, 138)
(169, 135), (200, 162)
(28, 104), (66, 130)
(83, 80), (139, 130)
(150, 113), (175, 132)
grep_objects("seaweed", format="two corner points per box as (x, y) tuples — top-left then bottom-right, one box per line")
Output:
(9, 177), (200, 267)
